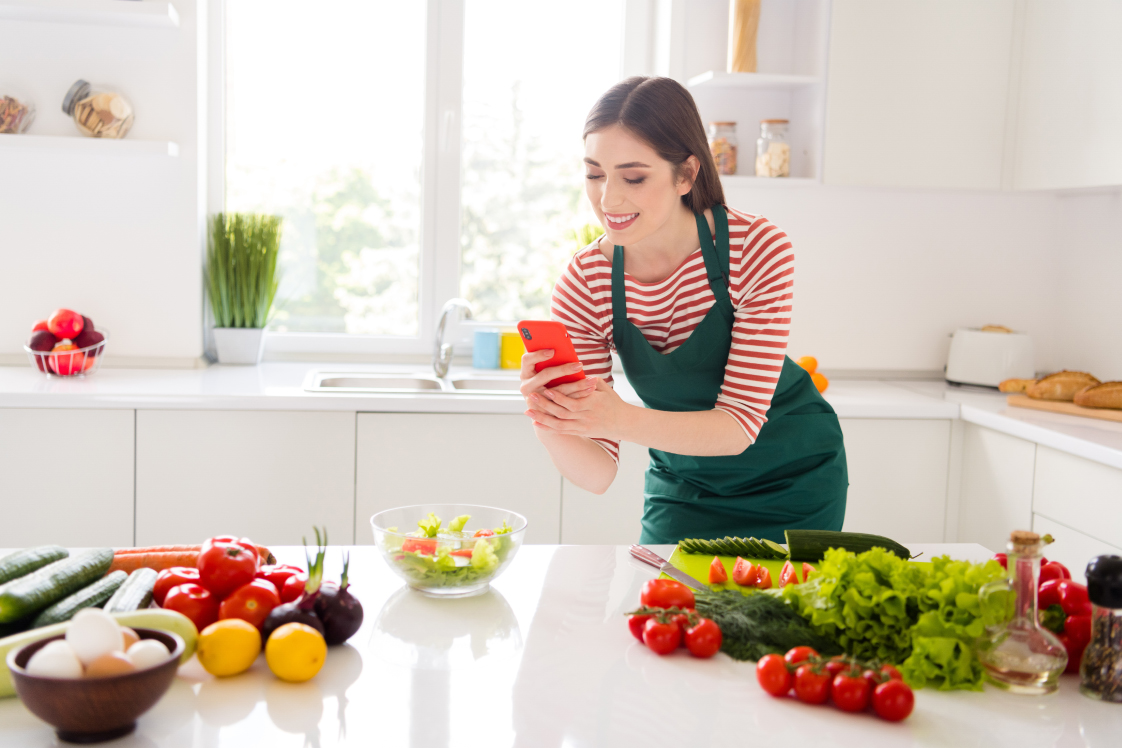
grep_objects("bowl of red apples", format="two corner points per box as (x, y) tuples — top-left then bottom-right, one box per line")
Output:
(23, 309), (108, 377)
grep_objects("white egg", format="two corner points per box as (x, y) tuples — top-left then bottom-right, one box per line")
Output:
(126, 640), (170, 670)
(66, 608), (124, 666)
(26, 640), (84, 678)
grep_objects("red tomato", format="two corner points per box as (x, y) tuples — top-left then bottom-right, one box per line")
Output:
(732, 557), (757, 586)
(802, 563), (815, 581)
(1057, 581), (1092, 616)
(257, 564), (304, 591)
(197, 540), (258, 598)
(31, 320), (49, 333)
(756, 654), (793, 696)
(450, 549), (474, 558)
(670, 611), (693, 644)
(879, 663), (903, 682)
(203, 536), (260, 568)
(642, 618), (681, 655)
(472, 529), (495, 538)
(754, 566), (773, 590)
(153, 567), (201, 606)
(779, 560), (798, 587)
(993, 552), (1008, 569)
(47, 309), (83, 340)
(784, 646), (818, 665)
(163, 583), (219, 631)
(48, 344), (84, 375)
(794, 664), (831, 705)
(832, 673), (872, 712)
(1038, 578), (1063, 610)
(218, 579), (281, 629)
(684, 618), (722, 658)
(824, 656), (848, 679)
(281, 573), (307, 603)
(872, 679), (914, 721)
(402, 538), (437, 555)
(628, 614), (651, 642)
(709, 557), (728, 584)
(639, 579), (695, 610)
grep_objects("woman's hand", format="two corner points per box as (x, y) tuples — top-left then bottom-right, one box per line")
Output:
(524, 376), (630, 440)
(519, 350), (595, 405)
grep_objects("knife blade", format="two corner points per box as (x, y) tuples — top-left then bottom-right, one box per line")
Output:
(658, 562), (707, 592)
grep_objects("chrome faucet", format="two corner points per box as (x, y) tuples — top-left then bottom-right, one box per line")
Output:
(433, 298), (474, 378)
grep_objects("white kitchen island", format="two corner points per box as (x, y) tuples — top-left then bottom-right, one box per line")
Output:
(1, 544), (1119, 748)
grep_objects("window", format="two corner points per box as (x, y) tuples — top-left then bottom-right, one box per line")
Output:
(223, 0), (625, 351)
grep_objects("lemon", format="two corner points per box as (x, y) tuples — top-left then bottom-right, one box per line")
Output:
(197, 619), (261, 677)
(265, 622), (327, 683)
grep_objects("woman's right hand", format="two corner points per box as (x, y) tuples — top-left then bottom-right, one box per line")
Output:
(519, 350), (594, 416)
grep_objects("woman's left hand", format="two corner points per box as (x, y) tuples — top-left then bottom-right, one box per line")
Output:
(525, 377), (629, 440)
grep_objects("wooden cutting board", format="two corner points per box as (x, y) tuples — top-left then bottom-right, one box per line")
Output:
(1007, 394), (1122, 423)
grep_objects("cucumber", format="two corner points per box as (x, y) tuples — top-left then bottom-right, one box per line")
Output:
(30, 570), (127, 628)
(784, 529), (912, 561)
(762, 539), (788, 558)
(0, 547), (69, 586)
(103, 568), (157, 613)
(0, 608), (199, 699)
(744, 538), (768, 558)
(0, 548), (114, 623)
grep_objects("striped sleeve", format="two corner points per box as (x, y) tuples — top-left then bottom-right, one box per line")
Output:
(550, 242), (621, 464)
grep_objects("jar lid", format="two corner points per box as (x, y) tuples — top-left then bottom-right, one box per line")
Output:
(709, 121), (736, 126)
(1086, 555), (1122, 608)
(61, 79), (91, 116)
(761, 119), (789, 124)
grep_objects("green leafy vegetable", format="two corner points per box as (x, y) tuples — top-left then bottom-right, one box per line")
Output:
(494, 521), (514, 536)
(693, 588), (842, 662)
(447, 515), (471, 533)
(471, 538), (499, 572)
(417, 513), (442, 538)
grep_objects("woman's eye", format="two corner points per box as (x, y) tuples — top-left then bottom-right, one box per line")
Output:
(585, 174), (604, 181)
(624, 177), (645, 185)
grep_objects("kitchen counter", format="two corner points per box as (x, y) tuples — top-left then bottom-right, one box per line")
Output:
(1, 544), (1119, 748)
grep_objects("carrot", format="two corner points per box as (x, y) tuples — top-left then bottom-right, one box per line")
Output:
(109, 551), (200, 575)
(113, 544), (276, 566)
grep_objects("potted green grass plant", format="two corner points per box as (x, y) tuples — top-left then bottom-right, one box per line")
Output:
(206, 212), (282, 364)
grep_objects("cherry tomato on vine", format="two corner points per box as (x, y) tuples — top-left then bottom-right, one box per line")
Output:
(824, 656), (848, 679)
(628, 614), (651, 642)
(684, 618), (722, 658)
(872, 679), (914, 722)
(832, 673), (872, 712)
(784, 646), (818, 665)
(643, 618), (682, 655)
(756, 654), (793, 696)
(794, 664), (831, 705)
(640, 579), (695, 610)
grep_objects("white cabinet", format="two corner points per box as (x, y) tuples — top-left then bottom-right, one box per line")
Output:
(1033, 514), (1122, 585)
(957, 424), (1036, 553)
(839, 418), (950, 542)
(0, 409), (134, 547)
(355, 414), (561, 544)
(823, 0), (1017, 189)
(561, 442), (648, 545)
(1032, 446), (1122, 550)
(135, 410), (356, 546)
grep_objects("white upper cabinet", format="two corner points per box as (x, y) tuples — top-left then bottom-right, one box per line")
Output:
(823, 0), (1017, 190)
(1010, 0), (1122, 190)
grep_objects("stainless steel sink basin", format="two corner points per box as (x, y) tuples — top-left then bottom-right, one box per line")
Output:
(447, 376), (521, 392)
(303, 371), (521, 394)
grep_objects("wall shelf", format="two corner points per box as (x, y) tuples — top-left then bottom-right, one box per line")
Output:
(721, 175), (818, 188)
(0, 134), (179, 157)
(0, 0), (179, 29)
(688, 71), (819, 90)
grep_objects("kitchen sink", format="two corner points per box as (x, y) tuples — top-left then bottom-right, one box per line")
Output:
(447, 376), (521, 392)
(304, 371), (521, 394)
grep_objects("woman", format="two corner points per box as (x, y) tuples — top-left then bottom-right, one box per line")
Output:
(520, 77), (847, 545)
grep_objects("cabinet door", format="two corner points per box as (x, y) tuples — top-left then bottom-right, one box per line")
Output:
(136, 411), (356, 546)
(1033, 446), (1122, 549)
(1033, 514), (1122, 585)
(356, 414), (561, 544)
(561, 441), (647, 544)
(839, 419), (950, 542)
(957, 424), (1036, 553)
(823, 0), (1016, 189)
(0, 409), (134, 547)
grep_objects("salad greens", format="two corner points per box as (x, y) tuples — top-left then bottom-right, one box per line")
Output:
(781, 547), (1007, 691)
(382, 512), (514, 589)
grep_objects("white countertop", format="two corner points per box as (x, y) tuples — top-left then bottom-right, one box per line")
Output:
(2, 544), (1119, 748)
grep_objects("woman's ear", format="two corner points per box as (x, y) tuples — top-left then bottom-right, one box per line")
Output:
(676, 155), (701, 196)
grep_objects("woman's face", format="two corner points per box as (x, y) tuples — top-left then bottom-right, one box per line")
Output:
(584, 124), (695, 245)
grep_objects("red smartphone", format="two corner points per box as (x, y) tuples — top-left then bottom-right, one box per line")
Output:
(516, 320), (586, 387)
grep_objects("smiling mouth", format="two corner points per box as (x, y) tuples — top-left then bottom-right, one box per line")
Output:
(605, 212), (638, 226)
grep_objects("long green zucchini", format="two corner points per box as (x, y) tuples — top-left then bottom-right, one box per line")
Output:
(785, 530), (911, 561)
(0, 547), (69, 586)
(0, 548), (114, 623)
(30, 570), (127, 628)
(103, 568), (157, 614)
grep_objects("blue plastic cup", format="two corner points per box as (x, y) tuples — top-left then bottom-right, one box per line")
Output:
(473, 329), (500, 369)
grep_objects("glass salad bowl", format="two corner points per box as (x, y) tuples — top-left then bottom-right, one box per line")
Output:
(370, 504), (528, 598)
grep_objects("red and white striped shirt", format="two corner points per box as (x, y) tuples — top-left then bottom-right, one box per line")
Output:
(550, 206), (794, 464)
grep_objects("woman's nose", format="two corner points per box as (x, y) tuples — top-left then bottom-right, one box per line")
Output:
(601, 176), (625, 211)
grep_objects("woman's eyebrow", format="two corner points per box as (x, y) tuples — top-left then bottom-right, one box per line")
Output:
(583, 158), (651, 169)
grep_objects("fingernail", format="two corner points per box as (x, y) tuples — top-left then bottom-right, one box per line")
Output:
(571, 362), (583, 370)
(544, 391), (555, 400)
(529, 393), (539, 401)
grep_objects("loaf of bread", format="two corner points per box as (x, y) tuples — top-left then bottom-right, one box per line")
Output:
(1073, 381), (1122, 409)
(999, 378), (1036, 393)
(1026, 371), (1101, 401)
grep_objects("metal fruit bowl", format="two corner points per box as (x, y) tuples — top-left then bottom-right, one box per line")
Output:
(24, 330), (108, 378)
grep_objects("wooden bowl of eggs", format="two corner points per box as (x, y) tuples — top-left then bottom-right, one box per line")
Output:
(6, 609), (184, 743)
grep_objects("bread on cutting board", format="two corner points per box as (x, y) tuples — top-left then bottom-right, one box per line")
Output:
(1073, 381), (1122, 409)
(1026, 371), (1100, 401)
(999, 378), (1036, 393)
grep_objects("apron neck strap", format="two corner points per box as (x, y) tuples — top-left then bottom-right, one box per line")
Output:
(611, 244), (628, 335)
(696, 205), (732, 311)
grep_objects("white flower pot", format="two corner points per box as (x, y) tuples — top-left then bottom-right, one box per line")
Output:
(213, 328), (265, 365)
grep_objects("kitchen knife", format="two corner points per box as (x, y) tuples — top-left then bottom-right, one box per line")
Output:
(629, 545), (707, 592)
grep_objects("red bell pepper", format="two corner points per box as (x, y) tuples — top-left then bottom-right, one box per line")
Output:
(1057, 580), (1092, 616)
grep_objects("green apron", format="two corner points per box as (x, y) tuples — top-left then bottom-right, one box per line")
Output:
(611, 205), (848, 545)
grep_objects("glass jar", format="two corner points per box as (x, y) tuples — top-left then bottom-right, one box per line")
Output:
(707, 122), (738, 175)
(0, 90), (35, 134)
(1080, 554), (1122, 702)
(62, 80), (134, 139)
(755, 119), (790, 177)
(977, 531), (1068, 694)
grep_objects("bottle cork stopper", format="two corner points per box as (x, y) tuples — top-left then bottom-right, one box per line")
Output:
(1011, 530), (1039, 543)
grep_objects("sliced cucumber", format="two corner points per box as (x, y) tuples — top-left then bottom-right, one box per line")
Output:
(762, 539), (788, 558)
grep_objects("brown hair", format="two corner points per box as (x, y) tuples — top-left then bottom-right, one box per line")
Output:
(583, 76), (724, 214)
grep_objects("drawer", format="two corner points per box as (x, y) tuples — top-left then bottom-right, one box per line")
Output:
(1032, 513), (1122, 584)
(1033, 446), (1122, 549)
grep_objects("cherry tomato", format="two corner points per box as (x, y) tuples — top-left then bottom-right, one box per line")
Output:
(257, 564), (304, 591)
(732, 557), (757, 586)
(779, 560), (799, 587)
(879, 663), (903, 681)
(218, 579), (281, 629)
(203, 536), (260, 568)
(754, 566), (773, 590)
(832, 673), (872, 712)
(402, 538), (437, 555)
(756, 654), (793, 696)
(709, 556), (728, 584)
(671, 610), (694, 645)
(47, 308), (84, 340)
(784, 646), (818, 666)
(281, 573), (307, 603)
(628, 614), (651, 642)
(1057, 580), (1092, 616)
(993, 552), (1008, 569)
(153, 567), (200, 606)
(473, 529), (495, 538)
(198, 540), (258, 598)
(1038, 579), (1063, 610)
(640, 579), (695, 610)
(794, 664), (831, 705)
(684, 618), (722, 658)
(824, 656), (848, 679)
(872, 679), (914, 721)
(643, 618), (681, 655)
(163, 583), (219, 631)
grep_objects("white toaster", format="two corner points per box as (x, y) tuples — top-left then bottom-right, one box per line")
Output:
(945, 328), (1035, 388)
